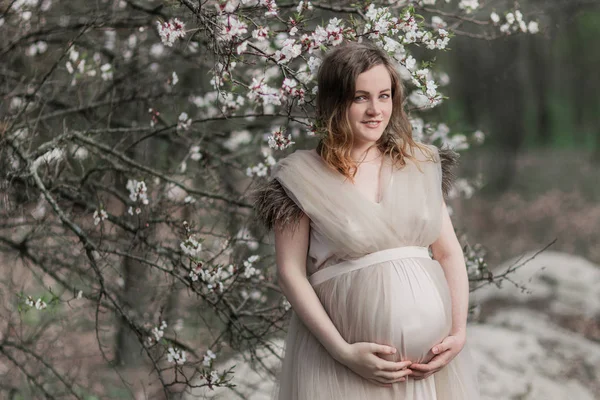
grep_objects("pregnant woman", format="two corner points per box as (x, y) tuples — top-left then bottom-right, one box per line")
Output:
(253, 40), (480, 399)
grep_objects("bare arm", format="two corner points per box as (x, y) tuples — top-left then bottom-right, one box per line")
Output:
(429, 200), (469, 338)
(274, 213), (351, 362)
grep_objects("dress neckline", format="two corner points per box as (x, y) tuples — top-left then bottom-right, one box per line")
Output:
(306, 149), (392, 207)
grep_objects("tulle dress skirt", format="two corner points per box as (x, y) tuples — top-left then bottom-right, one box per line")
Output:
(272, 246), (480, 400)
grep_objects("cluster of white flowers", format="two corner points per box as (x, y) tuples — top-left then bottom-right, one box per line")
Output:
(252, 26), (269, 41)
(247, 77), (282, 106)
(180, 235), (202, 257)
(100, 63), (113, 80)
(280, 78), (306, 104)
(25, 295), (47, 310)
(217, 15), (247, 42)
(425, 28), (450, 50)
(156, 18), (186, 47)
(189, 145), (202, 161)
(65, 47), (113, 85)
(205, 370), (222, 387)
(296, 0), (313, 14)
(445, 134), (469, 151)
(235, 227), (259, 250)
(189, 262), (234, 293)
(473, 130), (485, 145)
(274, 38), (302, 64)
(431, 16), (447, 30)
(407, 68), (443, 107)
(126, 179), (149, 205)
(404, 55), (417, 71)
(171, 71), (179, 85)
(282, 298), (291, 311)
(243, 255), (261, 279)
(312, 17), (345, 48)
(492, 10), (539, 35)
(458, 0), (480, 14)
(267, 129), (295, 151)
(93, 208), (108, 225)
(223, 130), (252, 151)
(26, 41), (48, 56)
(453, 178), (476, 199)
(307, 56), (322, 75)
(177, 112), (192, 131)
(246, 151), (276, 177)
(203, 349), (217, 367)
(149, 320), (167, 344)
(259, 0), (278, 17)
(240, 289), (267, 303)
(167, 346), (187, 365)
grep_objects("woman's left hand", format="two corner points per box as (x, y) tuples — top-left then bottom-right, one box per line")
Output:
(409, 332), (466, 380)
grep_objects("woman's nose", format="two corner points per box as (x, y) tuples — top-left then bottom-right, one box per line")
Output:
(366, 102), (381, 115)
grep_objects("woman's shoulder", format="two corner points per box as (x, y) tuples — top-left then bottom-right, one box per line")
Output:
(273, 148), (319, 171)
(419, 142), (460, 198)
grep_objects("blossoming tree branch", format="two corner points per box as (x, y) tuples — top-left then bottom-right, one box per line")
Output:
(0, 0), (542, 397)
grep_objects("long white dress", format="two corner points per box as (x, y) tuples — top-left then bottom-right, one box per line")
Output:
(269, 144), (480, 399)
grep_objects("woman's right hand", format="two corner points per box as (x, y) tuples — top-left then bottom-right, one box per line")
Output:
(338, 342), (413, 387)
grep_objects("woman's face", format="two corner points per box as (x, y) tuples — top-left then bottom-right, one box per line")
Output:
(347, 64), (393, 147)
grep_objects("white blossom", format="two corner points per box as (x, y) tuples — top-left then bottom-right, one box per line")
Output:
(35, 298), (47, 310)
(180, 235), (201, 257)
(156, 18), (186, 47)
(252, 26), (269, 41)
(473, 130), (485, 144)
(506, 13), (515, 25)
(274, 39), (302, 64)
(203, 349), (217, 366)
(177, 112), (192, 131)
(223, 130), (252, 151)
(458, 0), (479, 13)
(404, 56), (417, 71)
(431, 16), (447, 30)
(528, 21), (539, 34)
(217, 15), (247, 42)
(167, 346), (187, 365)
(93, 209), (108, 225)
(267, 129), (295, 150)
(190, 145), (202, 161)
(100, 63), (113, 80)
(126, 179), (149, 205)
(490, 12), (500, 24)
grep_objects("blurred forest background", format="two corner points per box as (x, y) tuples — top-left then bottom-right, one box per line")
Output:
(434, 1), (600, 266)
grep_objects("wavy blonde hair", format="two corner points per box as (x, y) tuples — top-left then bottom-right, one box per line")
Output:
(315, 40), (435, 181)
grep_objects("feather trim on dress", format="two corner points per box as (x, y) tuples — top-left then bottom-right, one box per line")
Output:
(438, 145), (460, 200)
(251, 146), (460, 231)
(250, 178), (305, 232)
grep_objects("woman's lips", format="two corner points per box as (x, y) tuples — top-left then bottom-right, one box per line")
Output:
(362, 121), (381, 128)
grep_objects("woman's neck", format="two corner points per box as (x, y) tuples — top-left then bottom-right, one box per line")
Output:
(350, 144), (382, 163)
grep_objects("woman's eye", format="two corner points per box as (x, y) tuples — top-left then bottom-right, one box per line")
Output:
(354, 94), (390, 101)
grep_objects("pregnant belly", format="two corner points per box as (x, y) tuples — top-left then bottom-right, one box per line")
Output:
(315, 257), (452, 364)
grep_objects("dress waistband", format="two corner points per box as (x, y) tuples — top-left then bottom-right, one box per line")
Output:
(308, 246), (431, 287)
